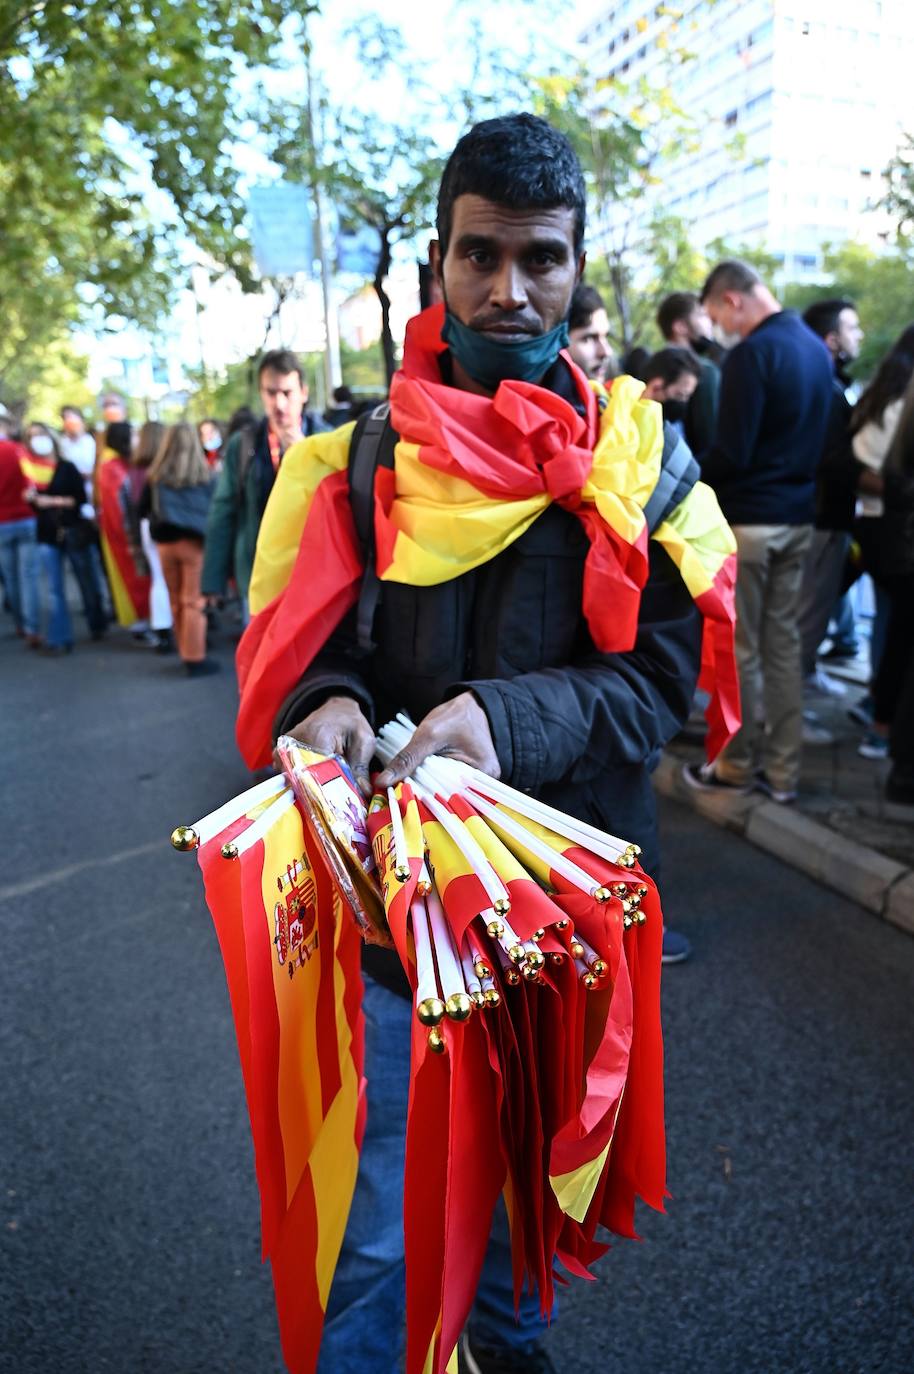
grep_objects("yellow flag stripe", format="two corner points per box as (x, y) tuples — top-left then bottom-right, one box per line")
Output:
(549, 1141), (612, 1223)
(249, 423), (355, 614)
(261, 804), (324, 1206)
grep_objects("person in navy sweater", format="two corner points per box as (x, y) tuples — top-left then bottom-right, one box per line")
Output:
(684, 259), (833, 804)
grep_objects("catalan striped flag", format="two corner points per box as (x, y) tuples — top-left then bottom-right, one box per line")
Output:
(197, 792), (364, 1374)
(235, 304), (739, 770)
(97, 451), (150, 626)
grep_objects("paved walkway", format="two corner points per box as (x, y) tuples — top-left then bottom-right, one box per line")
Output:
(658, 650), (914, 936)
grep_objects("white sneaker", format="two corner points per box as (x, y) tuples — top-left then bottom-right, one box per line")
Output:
(802, 720), (835, 746)
(803, 667), (847, 698)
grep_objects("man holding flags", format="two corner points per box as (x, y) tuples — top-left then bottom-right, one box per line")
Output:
(235, 114), (737, 1373)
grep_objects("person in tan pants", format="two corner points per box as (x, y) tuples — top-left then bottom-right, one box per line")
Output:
(140, 423), (218, 676)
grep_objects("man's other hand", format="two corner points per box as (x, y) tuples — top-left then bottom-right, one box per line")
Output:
(375, 692), (500, 789)
(275, 695), (375, 797)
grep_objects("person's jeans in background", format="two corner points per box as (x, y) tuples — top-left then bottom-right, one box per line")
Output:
(0, 517), (40, 635)
(716, 523), (813, 793)
(39, 537), (107, 647)
(317, 975), (551, 1374)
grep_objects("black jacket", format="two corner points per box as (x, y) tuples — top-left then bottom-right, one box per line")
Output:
(274, 503), (703, 879)
(814, 375), (862, 533)
(272, 369), (704, 993)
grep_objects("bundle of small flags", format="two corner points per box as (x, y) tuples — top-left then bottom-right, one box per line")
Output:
(173, 725), (667, 1374)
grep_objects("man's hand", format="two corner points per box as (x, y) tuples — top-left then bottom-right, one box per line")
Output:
(276, 695), (376, 796)
(375, 692), (500, 789)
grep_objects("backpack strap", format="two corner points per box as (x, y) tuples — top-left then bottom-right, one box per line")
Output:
(643, 423), (700, 534)
(347, 402), (397, 652)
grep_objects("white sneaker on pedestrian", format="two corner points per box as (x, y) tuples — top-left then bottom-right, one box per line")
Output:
(803, 667), (847, 699)
(802, 717), (835, 746)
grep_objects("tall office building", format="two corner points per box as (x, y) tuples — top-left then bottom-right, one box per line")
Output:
(583, 0), (912, 275)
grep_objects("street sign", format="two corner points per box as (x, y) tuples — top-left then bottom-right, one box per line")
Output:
(336, 222), (383, 277)
(248, 183), (314, 278)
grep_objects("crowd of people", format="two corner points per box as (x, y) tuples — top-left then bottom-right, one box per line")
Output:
(1, 273), (912, 805)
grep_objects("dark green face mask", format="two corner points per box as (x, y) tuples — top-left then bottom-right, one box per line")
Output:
(441, 311), (570, 391)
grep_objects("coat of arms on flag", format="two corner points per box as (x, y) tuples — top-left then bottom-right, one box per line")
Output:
(173, 730), (669, 1374)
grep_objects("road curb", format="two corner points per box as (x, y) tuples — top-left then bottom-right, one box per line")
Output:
(653, 753), (914, 937)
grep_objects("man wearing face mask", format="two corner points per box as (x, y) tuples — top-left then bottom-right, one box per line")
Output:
(641, 347), (703, 436)
(684, 260), (833, 805)
(234, 116), (737, 1374)
(656, 291), (722, 455)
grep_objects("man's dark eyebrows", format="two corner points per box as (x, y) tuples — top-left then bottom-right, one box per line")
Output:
(525, 235), (571, 259)
(454, 232), (499, 254)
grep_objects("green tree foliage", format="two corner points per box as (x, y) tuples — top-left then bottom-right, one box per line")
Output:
(0, 0), (317, 401)
(883, 132), (914, 239)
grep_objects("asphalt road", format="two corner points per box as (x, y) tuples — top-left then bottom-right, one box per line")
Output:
(1, 624), (912, 1374)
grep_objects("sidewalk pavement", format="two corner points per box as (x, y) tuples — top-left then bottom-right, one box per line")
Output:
(655, 651), (914, 938)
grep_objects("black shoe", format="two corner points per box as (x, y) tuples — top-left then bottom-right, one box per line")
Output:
(41, 643), (73, 657)
(460, 1334), (556, 1374)
(886, 770), (914, 806)
(155, 629), (174, 654)
(754, 771), (798, 804)
(820, 642), (859, 662)
(185, 658), (220, 677)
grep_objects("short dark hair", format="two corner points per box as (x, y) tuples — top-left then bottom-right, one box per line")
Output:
(258, 349), (303, 383)
(701, 259), (762, 304)
(656, 291), (700, 340)
(60, 404), (84, 421)
(569, 284), (606, 332)
(437, 113), (586, 258)
(105, 421), (132, 458)
(802, 298), (856, 340)
(643, 347), (703, 388)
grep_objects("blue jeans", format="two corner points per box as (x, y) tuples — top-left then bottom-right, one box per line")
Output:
(39, 537), (107, 646)
(0, 517), (40, 635)
(317, 975), (551, 1374)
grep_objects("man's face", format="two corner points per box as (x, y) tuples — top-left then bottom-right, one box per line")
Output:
(259, 369), (306, 432)
(200, 421), (220, 449)
(434, 194), (583, 345)
(833, 308), (863, 361)
(705, 292), (748, 343)
(102, 398), (125, 423)
(568, 308), (613, 380)
(61, 410), (83, 437)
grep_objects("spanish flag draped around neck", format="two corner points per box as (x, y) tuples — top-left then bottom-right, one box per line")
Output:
(237, 303), (739, 768)
(97, 448), (150, 626)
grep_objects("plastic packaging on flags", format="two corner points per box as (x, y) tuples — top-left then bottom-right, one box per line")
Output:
(174, 730), (668, 1374)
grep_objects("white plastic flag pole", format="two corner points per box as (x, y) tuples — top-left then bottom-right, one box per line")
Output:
(412, 896), (445, 1027)
(460, 937), (484, 1008)
(425, 883), (472, 1021)
(220, 787), (298, 859)
(408, 767), (512, 916)
(387, 785), (411, 882)
(175, 774), (289, 850)
(468, 791), (608, 900)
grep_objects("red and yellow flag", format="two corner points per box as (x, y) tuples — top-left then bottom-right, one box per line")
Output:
(197, 794), (364, 1374)
(235, 305), (739, 770)
(97, 452), (150, 625)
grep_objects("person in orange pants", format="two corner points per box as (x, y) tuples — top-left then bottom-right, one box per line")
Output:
(139, 423), (218, 676)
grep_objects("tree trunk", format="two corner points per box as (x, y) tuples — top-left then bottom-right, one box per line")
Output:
(373, 230), (396, 387)
(609, 255), (633, 356)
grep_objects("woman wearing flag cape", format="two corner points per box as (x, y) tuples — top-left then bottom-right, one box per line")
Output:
(234, 115), (739, 1374)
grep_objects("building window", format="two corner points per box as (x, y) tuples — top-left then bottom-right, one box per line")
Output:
(725, 109), (738, 127)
